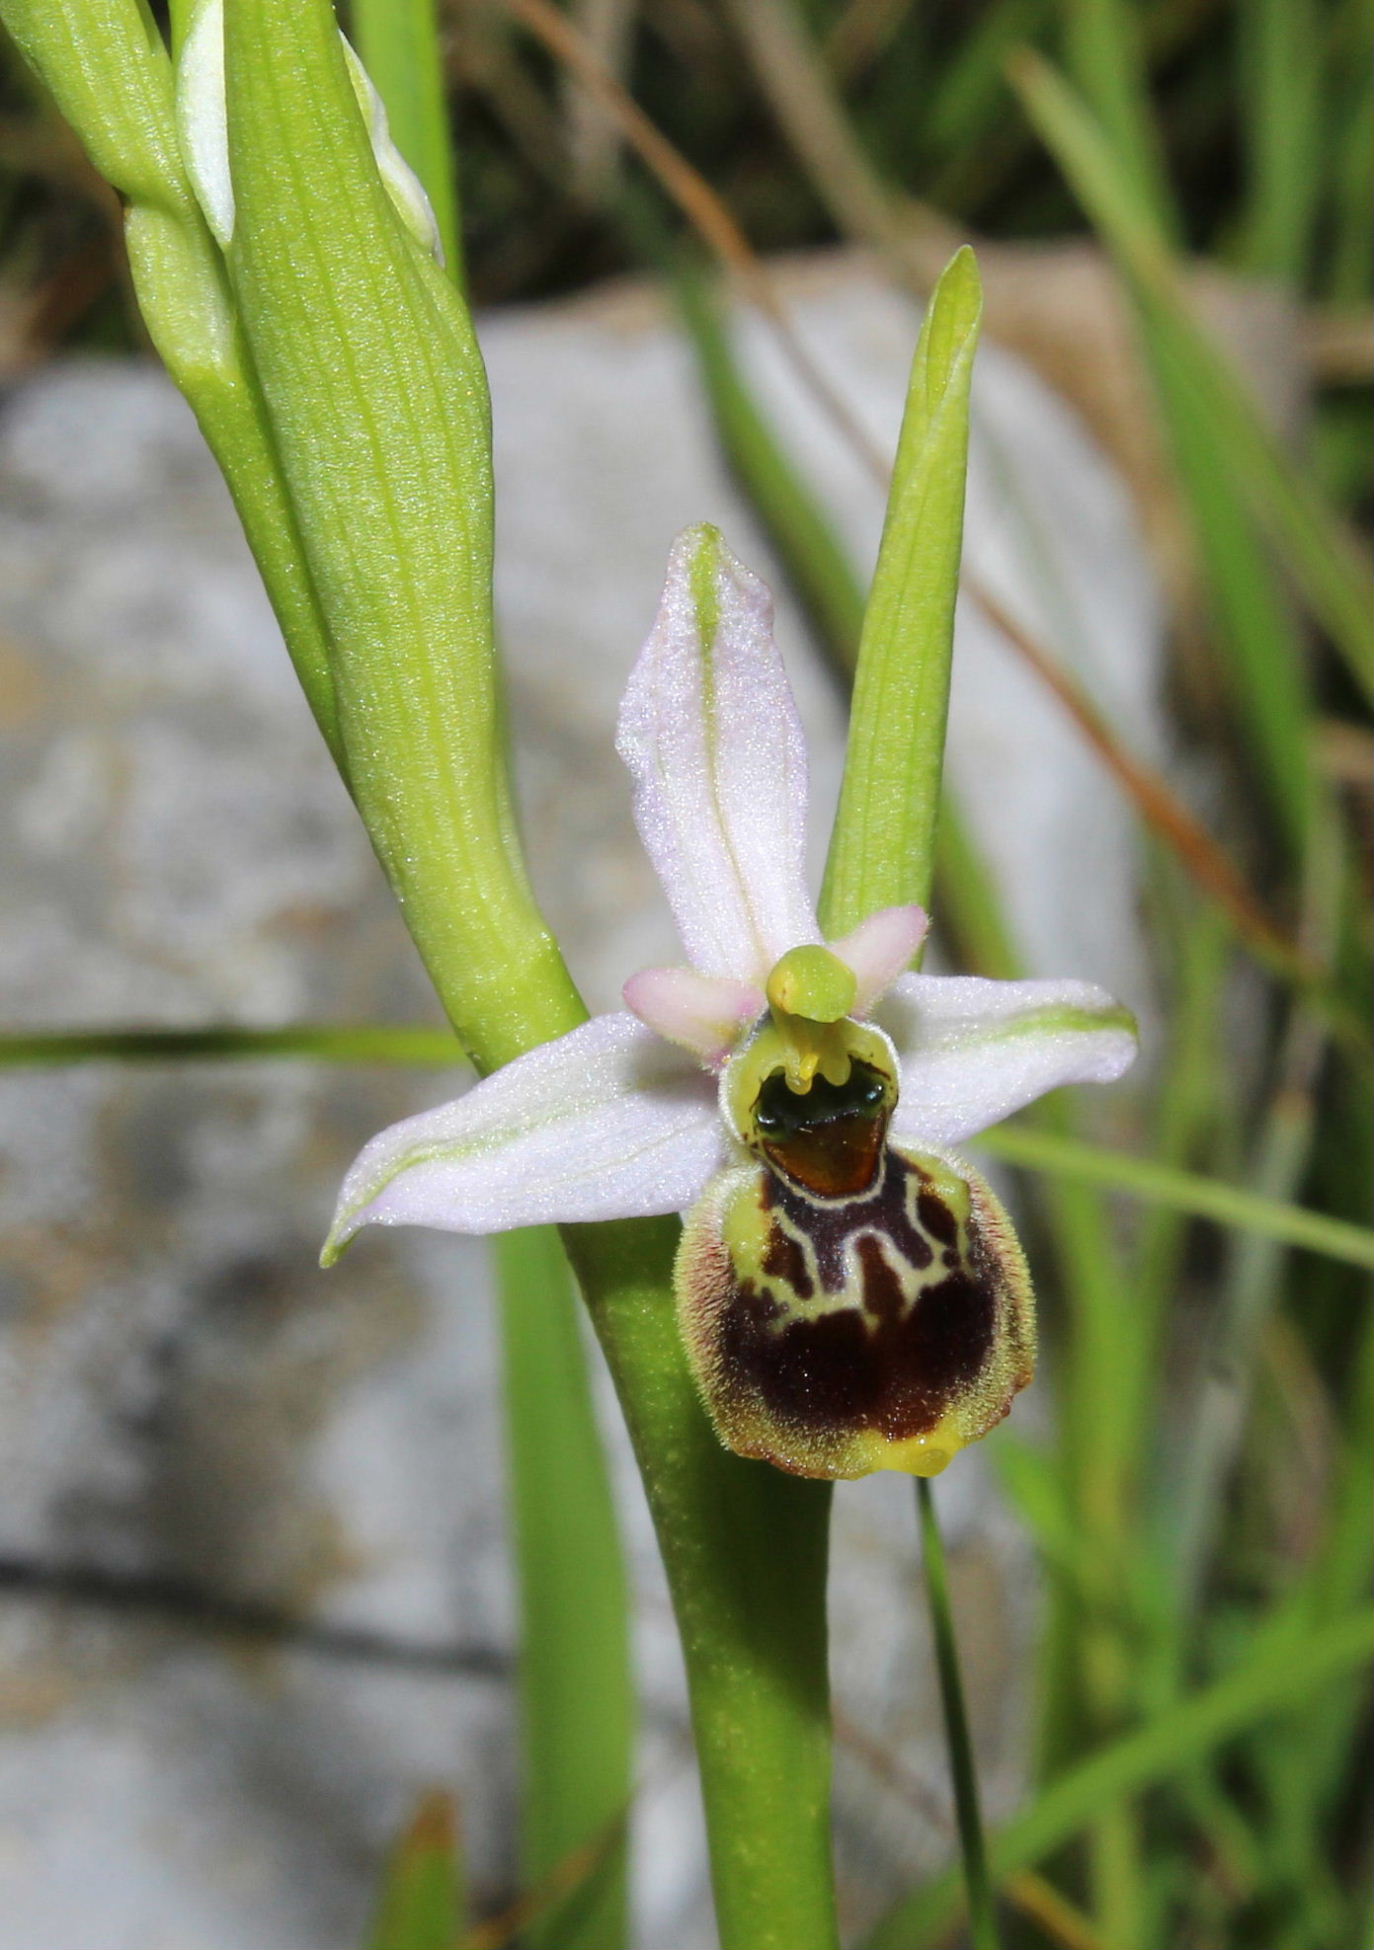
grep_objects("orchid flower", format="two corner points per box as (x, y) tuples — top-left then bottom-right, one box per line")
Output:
(324, 525), (1137, 1480)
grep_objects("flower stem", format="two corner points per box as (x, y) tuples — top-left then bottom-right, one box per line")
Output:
(564, 1221), (839, 1950)
(916, 1478), (1000, 1950)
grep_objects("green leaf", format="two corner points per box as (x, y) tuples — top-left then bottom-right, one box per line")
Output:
(498, 1227), (632, 1950)
(1012, 49), (1374, 714)
(867, 1607), (1374, 1949)
(222, 0), (580, 1071)
(821, 245), (983, 933)
(367, 1790), (465, 1950)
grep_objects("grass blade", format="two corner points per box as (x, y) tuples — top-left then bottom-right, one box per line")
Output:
(497, 1226), (633, 1950)
(973, 1123), (1374, 1271)
(867, 1607), (1374, 1949)
(0, 1024), (464, 1067)
(367, 1790), (466, 1950)
(670, 258), (870, 666)
(1234, 0), (1323, 284)
(352, 0), (462, 277)
(917, 1480), (1000, 1950)
(1055, 0), (1178, 241)
(1011, 48), (1374, 712)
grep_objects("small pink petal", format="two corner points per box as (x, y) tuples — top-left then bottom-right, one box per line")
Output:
(624, 965), (765, 1067)
(830, 905), (929, 1014)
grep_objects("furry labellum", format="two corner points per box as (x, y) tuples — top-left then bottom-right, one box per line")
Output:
(677, 1014), (1035, 1478)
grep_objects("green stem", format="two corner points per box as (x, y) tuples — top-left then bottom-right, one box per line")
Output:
(563, 1222), (838, 1950)
(25, 0), (841, 1935)
(222, 20), (838, 1930)
(916, 1480), (1000, 1950)
(347, 19), (632, 1941)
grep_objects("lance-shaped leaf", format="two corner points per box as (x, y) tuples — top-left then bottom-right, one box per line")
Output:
(223, 0), (580, 1070)
(821, 247), (983, 932)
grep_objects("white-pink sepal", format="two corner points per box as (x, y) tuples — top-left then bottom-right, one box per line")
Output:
(322, 1013), (725, 1262)
(616, 525), (819, 985)
(877, 974), (1138, 1148)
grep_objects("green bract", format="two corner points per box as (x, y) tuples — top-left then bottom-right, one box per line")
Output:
(822, 245), (983, 929)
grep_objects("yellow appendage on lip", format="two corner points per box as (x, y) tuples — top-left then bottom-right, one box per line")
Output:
(763, 945), (860, 1091)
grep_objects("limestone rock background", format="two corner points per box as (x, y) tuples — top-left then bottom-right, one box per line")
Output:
(0, 257), (1159, 1948)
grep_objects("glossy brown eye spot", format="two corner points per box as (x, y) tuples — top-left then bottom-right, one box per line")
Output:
(752, 1059), (890, 1198)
